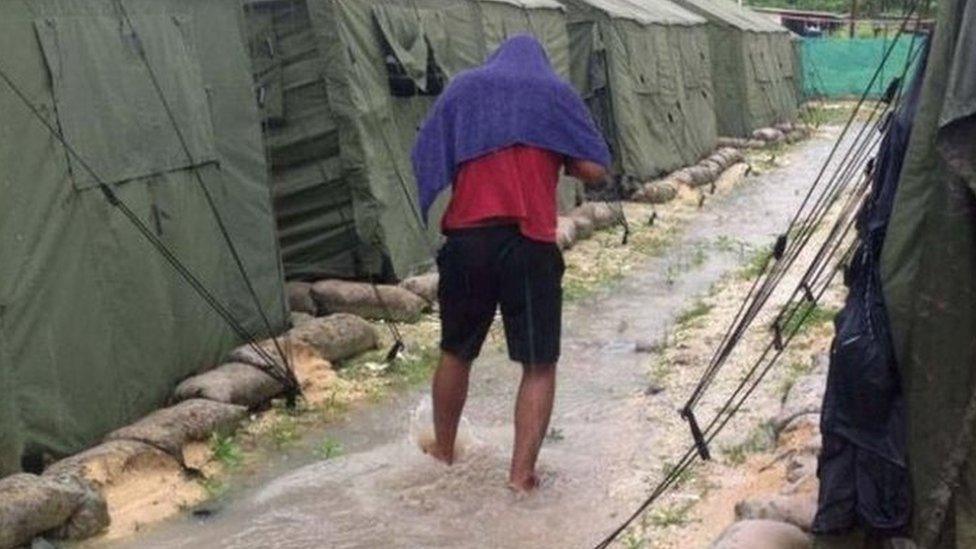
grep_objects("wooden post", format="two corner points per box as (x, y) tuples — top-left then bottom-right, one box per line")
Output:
(849, 0), (859, 37)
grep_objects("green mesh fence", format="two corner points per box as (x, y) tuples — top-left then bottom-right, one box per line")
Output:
(801, 36), (924, 99)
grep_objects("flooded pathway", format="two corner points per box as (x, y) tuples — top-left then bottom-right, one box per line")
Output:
(104, 130), (847, 549)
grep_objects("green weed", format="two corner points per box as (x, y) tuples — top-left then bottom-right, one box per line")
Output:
(647, 500), (697, 528)
(270, 415), (299, 448)
(316, 437), (344, 460)
(209, 433), (243, 469)
(199, 476), (226, 498)
(545, 427), (565, 443)
(777, 360), (812, 403)
(781, 302), (838, 336)
(660, 460), (697, 490)
(739, 246), (773, 280)
(388, 346), (440, 387)
(676, 300), (712, 327)
(721, 421), (776, 466)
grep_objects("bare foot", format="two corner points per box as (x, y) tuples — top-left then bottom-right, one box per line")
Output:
(507, 473), (540, 493)
(420, 439), (454, 465)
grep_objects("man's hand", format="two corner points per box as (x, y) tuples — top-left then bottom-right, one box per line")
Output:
(567, 159), (609, 186)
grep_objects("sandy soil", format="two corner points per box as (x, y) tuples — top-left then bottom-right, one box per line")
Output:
(613, 131), (850, 547)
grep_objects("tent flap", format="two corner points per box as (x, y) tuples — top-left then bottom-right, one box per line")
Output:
(35, 14), (217, 189)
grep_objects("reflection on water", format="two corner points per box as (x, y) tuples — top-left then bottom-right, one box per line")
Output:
(103, 132), (849, 549)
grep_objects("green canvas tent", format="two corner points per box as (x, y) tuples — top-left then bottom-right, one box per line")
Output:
(243, 0), (575, 281)
(880, 0), (976, 544)
(0, 0), (287, 475)
(668, 0), (799, 138)
(562, 0), (719, 184)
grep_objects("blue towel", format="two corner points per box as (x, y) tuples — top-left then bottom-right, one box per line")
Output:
(411, 35), (611, 220)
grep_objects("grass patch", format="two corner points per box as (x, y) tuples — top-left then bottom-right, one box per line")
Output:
(315, 437), (344, 460)
(199, 476), (226, 498)
(270, 414), (299, 449)
(721, 421), (776, 466)
(676, 300), (712, 327)
(545, 427), (565, 443)
(777, 360), (811, 403)
(739, 246), (773, 280)
(209, 433), (243, 469)
(620, 530), (646, 549)
(781, 302), (838, 337)
(660, 459), (697, 490)
(647, 500), (697, 528)
(388, 346), (439, 387)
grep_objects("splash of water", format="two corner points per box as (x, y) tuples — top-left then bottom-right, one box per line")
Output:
(407, 395), (478, 462)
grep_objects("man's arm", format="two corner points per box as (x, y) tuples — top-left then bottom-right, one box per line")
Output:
(566, 159), (609, 186)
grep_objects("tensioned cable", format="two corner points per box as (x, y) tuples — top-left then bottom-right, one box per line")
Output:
(0, 49), (296, 392)
(685, 26), (925, 413)
(112, 0), (299, 395)
(681, 19), (923, 414)
(593, 2), (924, 543)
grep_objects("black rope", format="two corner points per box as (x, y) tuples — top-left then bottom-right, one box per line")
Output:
(593, 3), (925, 543)
(0, 56), (296, 393)
(112, 0), (299, 398)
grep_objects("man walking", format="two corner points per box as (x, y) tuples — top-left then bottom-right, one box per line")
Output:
(411, 35), (611, 491)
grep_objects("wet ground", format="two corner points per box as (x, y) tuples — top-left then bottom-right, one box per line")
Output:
(101, 130), (848, 549)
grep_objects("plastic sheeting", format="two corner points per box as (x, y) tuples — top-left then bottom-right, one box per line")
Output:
(802, 37), (924, 99)
(813, 43), (925, 536)
(0, 0), (286, 474)
(881, 0), (976, 544)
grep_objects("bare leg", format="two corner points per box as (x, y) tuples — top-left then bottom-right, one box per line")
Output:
(423, 351), (471, 464)
(509, 363), (557, 491)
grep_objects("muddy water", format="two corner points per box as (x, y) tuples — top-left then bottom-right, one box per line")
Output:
(106, 131), (849, 549)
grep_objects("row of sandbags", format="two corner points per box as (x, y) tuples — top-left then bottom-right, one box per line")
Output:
(709, 354), (828, 548)
(718, 122), (813, 150)
(636, 147), (748, 203)
(4, 209), (630, 546)
(0, 311), (384, 547)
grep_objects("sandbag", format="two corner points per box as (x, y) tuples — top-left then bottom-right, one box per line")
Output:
(747, 139), (768, 149)
(556, 216), (577, 250)
(670, 168), (695, 186)
(686, 165), (714, 187)
(288, 313), (379, 362)
(0, 473), (94, 548)
(635, 180), (678, 204)
(311, 280), (427, 322)
(173, 362), (283, 408)
(717, 147), (745, 165)
(44, 440), (172, 488)
(105, 399), (247, 459)
(43, 474), (109, 541)
(706, 154), (731, 171)
(285, 281), (316, 315)
(569, 212), (594, 240)
(718, 136), (750, 149)
(711, 519), (812, 549)
(774, 122), (795, 134)
(225, 337), (294, 372)
(290, 311), (315, 327)
(399, 273), (439, 304)
(574, 202), (617, 230)
(735, 494), (817, 532)
(753, 128), (787, 142)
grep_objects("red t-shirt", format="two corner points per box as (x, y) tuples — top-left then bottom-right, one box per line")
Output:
(441, 145), (563, 243)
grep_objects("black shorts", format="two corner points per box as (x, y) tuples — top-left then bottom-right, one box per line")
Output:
(437, 225), (564, 365)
